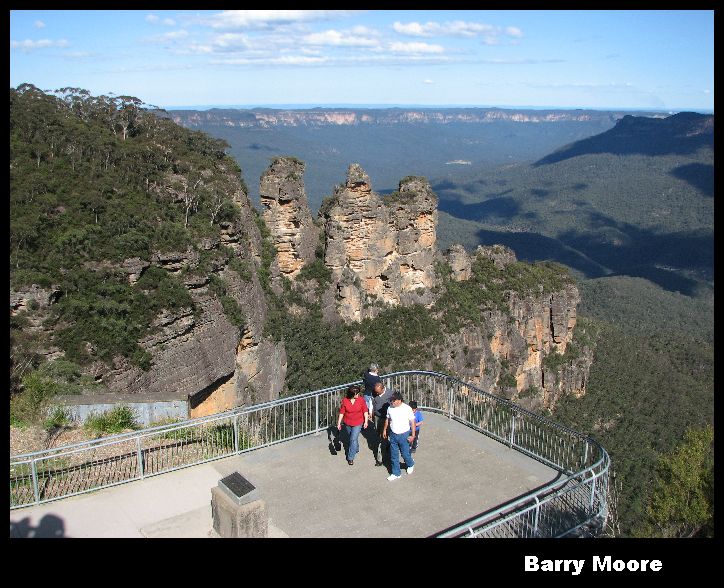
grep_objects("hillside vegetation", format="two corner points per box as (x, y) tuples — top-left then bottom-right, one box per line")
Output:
(10, 85), (250, 417)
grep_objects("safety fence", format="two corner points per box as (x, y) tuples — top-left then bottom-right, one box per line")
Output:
(10, 371), (609, 538)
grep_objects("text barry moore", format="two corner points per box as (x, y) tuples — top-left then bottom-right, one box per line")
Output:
(524, 555), (663, 575)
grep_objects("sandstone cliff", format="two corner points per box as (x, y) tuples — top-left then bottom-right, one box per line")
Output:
(321, 164), (437, 321)
(260, 157), (319, 279)
(435, 245), (592, 411)
(11, 164), (286, 416)
(255, 162), (592, 411)
(171, 107), (667, 130)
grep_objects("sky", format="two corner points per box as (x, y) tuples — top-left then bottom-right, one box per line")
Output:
(9, 9), (714, 112)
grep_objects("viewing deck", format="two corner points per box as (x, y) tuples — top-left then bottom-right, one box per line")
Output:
(10, 412), (558, 538)
(10, 371), (609, 538)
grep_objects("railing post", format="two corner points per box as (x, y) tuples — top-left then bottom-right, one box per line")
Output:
(590, 473), (597, 510)
(31, 460), (40, 505)
(509, 413), (516, 448)
(448, 379), (453, 420)
(315, 394), (320, 435)
(583, 440), (589, 468)
(533, 496), (540, 537)
(136, 437), (145, 479)
(233, 414), (239, 453)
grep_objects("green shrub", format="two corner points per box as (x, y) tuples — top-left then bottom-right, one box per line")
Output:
(10, 371), (62, 425)
(228, 257), (253, 281)
(498, 372), (517, 389)
(44, 406), (72, 430)
(84, 405), (139, 436)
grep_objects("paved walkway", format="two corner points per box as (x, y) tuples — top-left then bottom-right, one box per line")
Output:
(9, 413), (558, 538)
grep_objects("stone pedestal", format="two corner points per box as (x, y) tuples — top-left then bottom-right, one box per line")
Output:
(211, 487), (268, 538)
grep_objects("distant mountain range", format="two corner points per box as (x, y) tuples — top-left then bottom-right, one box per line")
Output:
(168, 106), (668, 210)
(169, 106), (667, 128)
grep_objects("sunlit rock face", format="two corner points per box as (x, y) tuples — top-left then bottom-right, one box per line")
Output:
(260, 157), (319, 279)
(322, 165), (438, 321)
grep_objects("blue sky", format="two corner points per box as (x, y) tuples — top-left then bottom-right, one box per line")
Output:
(9, 10), (714, 111)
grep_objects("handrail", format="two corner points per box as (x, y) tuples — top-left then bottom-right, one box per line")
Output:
(10, 370), (609, 537)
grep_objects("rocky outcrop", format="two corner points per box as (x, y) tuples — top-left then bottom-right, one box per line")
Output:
(445, 244), (472, 282)
(260, 157), (319, 278)
(322, 165), (437, 321)
(475, 244), (517, 269)
(74, 168), (286, 412)
(10, 284), (60, 315)
(433, 248), (591, 411)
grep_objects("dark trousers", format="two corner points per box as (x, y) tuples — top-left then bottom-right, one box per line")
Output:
(410, 429), (420, 451)
(372, 416), (388, 463)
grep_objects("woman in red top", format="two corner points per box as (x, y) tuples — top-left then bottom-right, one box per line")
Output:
(337, 384), (369, 465)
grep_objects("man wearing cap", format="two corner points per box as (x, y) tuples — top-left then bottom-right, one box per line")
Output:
(382, 391), (416, 481)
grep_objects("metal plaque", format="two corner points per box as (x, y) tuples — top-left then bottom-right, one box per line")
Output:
(218, 472), (257, 505)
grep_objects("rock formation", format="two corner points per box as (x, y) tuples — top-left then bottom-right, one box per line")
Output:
(321, 164), (437, 321)
(433, 246), (591, 411)
(65, 165), (285, 414)
(256, 160), (592, 410)
(260, 157), (319, 279)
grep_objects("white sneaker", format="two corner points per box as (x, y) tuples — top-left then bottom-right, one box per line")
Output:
(387, 474), (401, 481)
(407, 466), (414, 475)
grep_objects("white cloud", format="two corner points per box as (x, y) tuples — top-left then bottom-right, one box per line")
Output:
(145, 14), (160, 23)
(147, 30), (190, 44)
(204, 10), (358, 29)
(394, 20), (523, 44)
(390, 41), (444, 54)
(212, 33), (251, 50)
(505, 26), (523, 38)
(34, 20), (46, 29)
(445, 21), (495, 37)
(211, 55), (330, 66)
(423, 79), (434, 84)
(393, 21), (429, 36)
(64, 51), (93, 59)
(303, 29), (378, 47)
(163, 18), (176, 27)
(10, 38), (69, 51)
(394, 20), (495, 38)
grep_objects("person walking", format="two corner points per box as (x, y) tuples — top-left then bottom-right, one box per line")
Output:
(382, 392), (416, 481)
(409, 401), (424, 453)
(362, 363), (382, 414)
(337, 385), (369, 465)
(370, 380), (393, 466)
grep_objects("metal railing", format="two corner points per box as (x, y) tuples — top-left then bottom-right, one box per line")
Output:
(10, 370), (609, 538)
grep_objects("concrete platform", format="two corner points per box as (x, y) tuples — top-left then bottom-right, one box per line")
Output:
(9, 412), (558, 538)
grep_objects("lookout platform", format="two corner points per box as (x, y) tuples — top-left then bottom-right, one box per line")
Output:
(9, 412), (558, 538)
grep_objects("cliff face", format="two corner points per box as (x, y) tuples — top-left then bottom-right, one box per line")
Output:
(256, 163), (592, 411)
(170, 107), (666, 129)
(127, 168), (287, 411)
(10, 165), (286, 414)
(322, 165), (437, 321)
(435, 246), (591, 411)
(260, 157), (319, 278)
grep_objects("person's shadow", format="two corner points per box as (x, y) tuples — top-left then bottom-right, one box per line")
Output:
(361, 421), (390, 471)
(10, 514), (66, 538)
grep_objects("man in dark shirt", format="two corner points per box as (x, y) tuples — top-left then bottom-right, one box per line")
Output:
(362, 363), (382, 416)
(370, 381), (393, 466)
